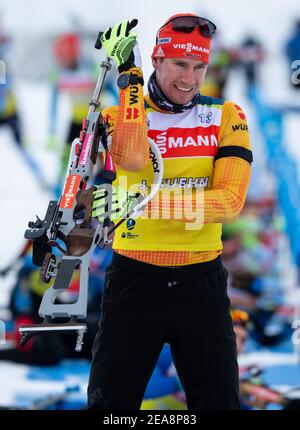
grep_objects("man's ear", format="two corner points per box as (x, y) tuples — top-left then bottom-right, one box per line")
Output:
(152, 58), (160, 70)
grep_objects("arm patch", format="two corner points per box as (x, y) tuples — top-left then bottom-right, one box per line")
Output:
(215, 146), (253, 164)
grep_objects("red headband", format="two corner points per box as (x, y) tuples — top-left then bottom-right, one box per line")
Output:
(152, 14), (212, 63)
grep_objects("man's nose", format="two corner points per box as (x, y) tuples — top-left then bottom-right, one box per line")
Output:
(181, 67), (196, 85)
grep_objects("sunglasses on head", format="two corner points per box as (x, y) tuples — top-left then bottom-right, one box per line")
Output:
(160, 15), (217, 40)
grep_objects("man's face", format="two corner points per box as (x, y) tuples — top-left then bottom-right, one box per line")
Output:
(152, 57), (208, 105)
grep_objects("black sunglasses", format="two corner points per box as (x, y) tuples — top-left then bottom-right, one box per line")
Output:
(157, 16), (217, 42)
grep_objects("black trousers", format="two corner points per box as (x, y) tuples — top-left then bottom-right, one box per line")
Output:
(88, 252), (240, 410)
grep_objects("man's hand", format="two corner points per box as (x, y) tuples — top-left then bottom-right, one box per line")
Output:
(92, 185), (143, 222)
(100, 20), (138, 68)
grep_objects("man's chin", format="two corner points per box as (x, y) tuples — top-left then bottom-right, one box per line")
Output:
(169, 89), (197, 105)
(169, 94), (194, 105)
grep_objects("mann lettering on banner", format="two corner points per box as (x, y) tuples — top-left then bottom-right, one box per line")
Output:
(149, 127), (218, 159)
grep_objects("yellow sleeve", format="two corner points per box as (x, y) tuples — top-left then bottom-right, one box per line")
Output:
(102, 67), (149, 172)
(202, 157), (251, 223)
(148, 101), (252, 224)
(218, 101), (251, 150)
(202, 101), (252, 223)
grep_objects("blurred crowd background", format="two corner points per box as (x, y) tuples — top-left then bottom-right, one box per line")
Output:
(1, 0), (300, 410)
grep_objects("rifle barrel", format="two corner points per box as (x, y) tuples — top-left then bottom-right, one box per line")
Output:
(88, 57), (112, 116)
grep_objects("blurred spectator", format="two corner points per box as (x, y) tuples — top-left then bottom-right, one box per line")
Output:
(201, 33), (231, 98)
(223, 196), (294, 347)
(233, 309), (300, 410)
(231, 309), (249, 354)
(0, 257), (66, 365)
(231, 36), (265, 89)
(0, 32), (23, 146)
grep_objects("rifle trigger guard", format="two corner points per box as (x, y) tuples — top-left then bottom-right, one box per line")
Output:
(48, 240), (67, 254)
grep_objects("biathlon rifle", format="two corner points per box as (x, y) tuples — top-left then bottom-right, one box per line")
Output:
(19, 33), (163, 351)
